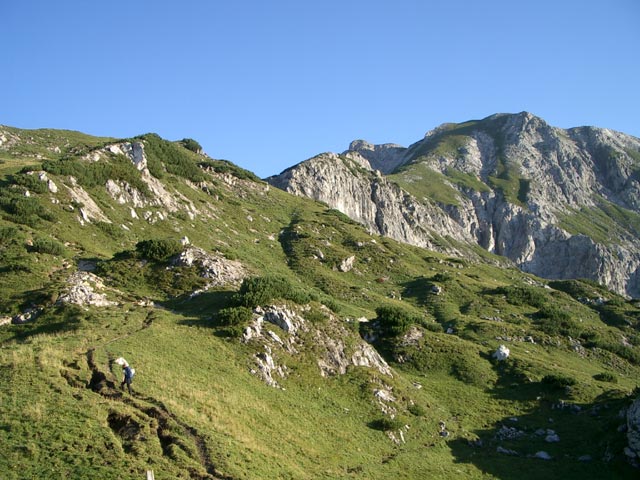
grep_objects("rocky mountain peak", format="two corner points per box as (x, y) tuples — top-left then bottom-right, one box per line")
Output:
(345, 139), (408, 174)
(268, 113), (640, 297)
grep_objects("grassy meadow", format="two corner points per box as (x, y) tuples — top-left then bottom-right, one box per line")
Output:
(0, 126), (639, 479)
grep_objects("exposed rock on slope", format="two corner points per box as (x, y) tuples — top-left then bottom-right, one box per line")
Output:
(268, 113), (640, 297)
(269, 152), (474, 255)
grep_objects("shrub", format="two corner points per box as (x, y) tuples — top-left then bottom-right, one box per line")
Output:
(593, 372), (618, 383)
(370, 416), (405, 431)
(375, 305), (423, 336)
(140, 134), (206, 183)
(305, 305), (328, 324)
(497, 285), (547, 308)
(408, 404), (426, 417)
(95, 221), (124, 239)
(135, 239), (183, 262)
(534, 305), (582, 337)
(0, 226), (20, 246)
(217, 306), (253, 326)
(0, 194), (56, 225)
(11, 173), (49, 194)
(31, 237), (66, 256)
(235, 275), (311, 308)
(42, 156), (149, 194)
(541, 374), (577, 388)
(180, 138), (202, 153)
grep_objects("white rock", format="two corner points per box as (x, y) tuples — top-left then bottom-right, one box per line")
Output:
(338, 255), (356, 272)
(545, 433), (560, 443)
(493, 344), (510, 361)
(534, 451), (552, 460)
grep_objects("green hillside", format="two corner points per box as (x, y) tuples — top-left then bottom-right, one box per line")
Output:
(1, 127), (639, 479)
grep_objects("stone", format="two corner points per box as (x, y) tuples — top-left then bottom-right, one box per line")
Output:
(545, 433), (560, 443)
(493, 344), (510, 361)
(496, 446), (518, 456)
(534, 451), (552, 460)
(351, 343), (393, 376)
(172, 246), (245, 287)
(12, 308), (42, 324)
(338, 255), (356, 272)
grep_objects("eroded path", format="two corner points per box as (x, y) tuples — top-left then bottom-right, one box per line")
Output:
(60, 312), (231, 480)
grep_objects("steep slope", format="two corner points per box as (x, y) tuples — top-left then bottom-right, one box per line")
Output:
(267, 112), (640, 298)
(1, 125), (639, 479)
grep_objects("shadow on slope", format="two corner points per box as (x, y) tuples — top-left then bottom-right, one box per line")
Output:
(447, 360), (639, 479)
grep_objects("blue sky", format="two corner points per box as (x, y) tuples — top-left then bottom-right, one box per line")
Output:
(3, 0), (639, 177)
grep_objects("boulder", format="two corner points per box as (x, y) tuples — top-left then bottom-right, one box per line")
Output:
(493, 344), (510, 361)
(338, 255), (356, 272)
(534, 451), (552, 460)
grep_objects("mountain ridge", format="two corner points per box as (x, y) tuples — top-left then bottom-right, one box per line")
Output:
(268, 112), (640, 298)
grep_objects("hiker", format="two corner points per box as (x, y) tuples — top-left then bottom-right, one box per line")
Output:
(115, 357), (135, 394)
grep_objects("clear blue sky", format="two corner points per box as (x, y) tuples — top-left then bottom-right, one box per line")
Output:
(3, 0), (639, 178)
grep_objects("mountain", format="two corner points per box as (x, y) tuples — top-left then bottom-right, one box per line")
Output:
(1, 124), (640, 479)
(267, 112), (640, 298)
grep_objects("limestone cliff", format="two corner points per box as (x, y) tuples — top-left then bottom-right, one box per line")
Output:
(268, 113), (640, 297)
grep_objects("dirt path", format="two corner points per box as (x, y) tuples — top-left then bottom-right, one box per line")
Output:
(60, 311), (232, 479)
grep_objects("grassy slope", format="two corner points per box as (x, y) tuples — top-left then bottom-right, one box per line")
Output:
(0, 128), (639, 479)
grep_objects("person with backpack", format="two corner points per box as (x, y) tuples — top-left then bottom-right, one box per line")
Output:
(115, 357), (135, 394)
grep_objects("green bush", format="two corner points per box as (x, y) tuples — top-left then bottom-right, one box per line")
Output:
(0, 192), (56, 225)
(534, 305), (582, 337)
(375, 305), (423, 336)
(217, 306), (253, 326)
(408, 404), (426, 417)
(135, 239), (183, 262)
(42, 156), (149, 194)
(180, 138), (202, 153)
(370, 416), (405, 432)
(95, 221), (124, 239)
(541, 374), (576, 388)
(140, 134), (206, 183)
(305, 305), (328, 324)
(31, 237), (66, 256)
(593, 372), (618, 383)
(0, 226), (20, 246)
(12, 173), (49, 194)
(496, 285), (547, 308)
(198, 159), (261, 182)
(235, 275), (311, 308)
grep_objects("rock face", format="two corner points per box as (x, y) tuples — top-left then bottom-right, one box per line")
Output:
(268, 112), (640, 298)
(269, 153), (472, 255)
(243, 304), (392, 386)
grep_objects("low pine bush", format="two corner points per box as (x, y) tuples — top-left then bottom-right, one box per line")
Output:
(135, 239), (183, 262)
(31, 237), (66, 256)
(235, 275), (311, 308)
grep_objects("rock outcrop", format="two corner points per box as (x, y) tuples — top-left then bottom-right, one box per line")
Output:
(268, 112), (640, 297)
(57, 272), (117, 307)
(172, 246), (246, 288)
(243, 304), (392, 387)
